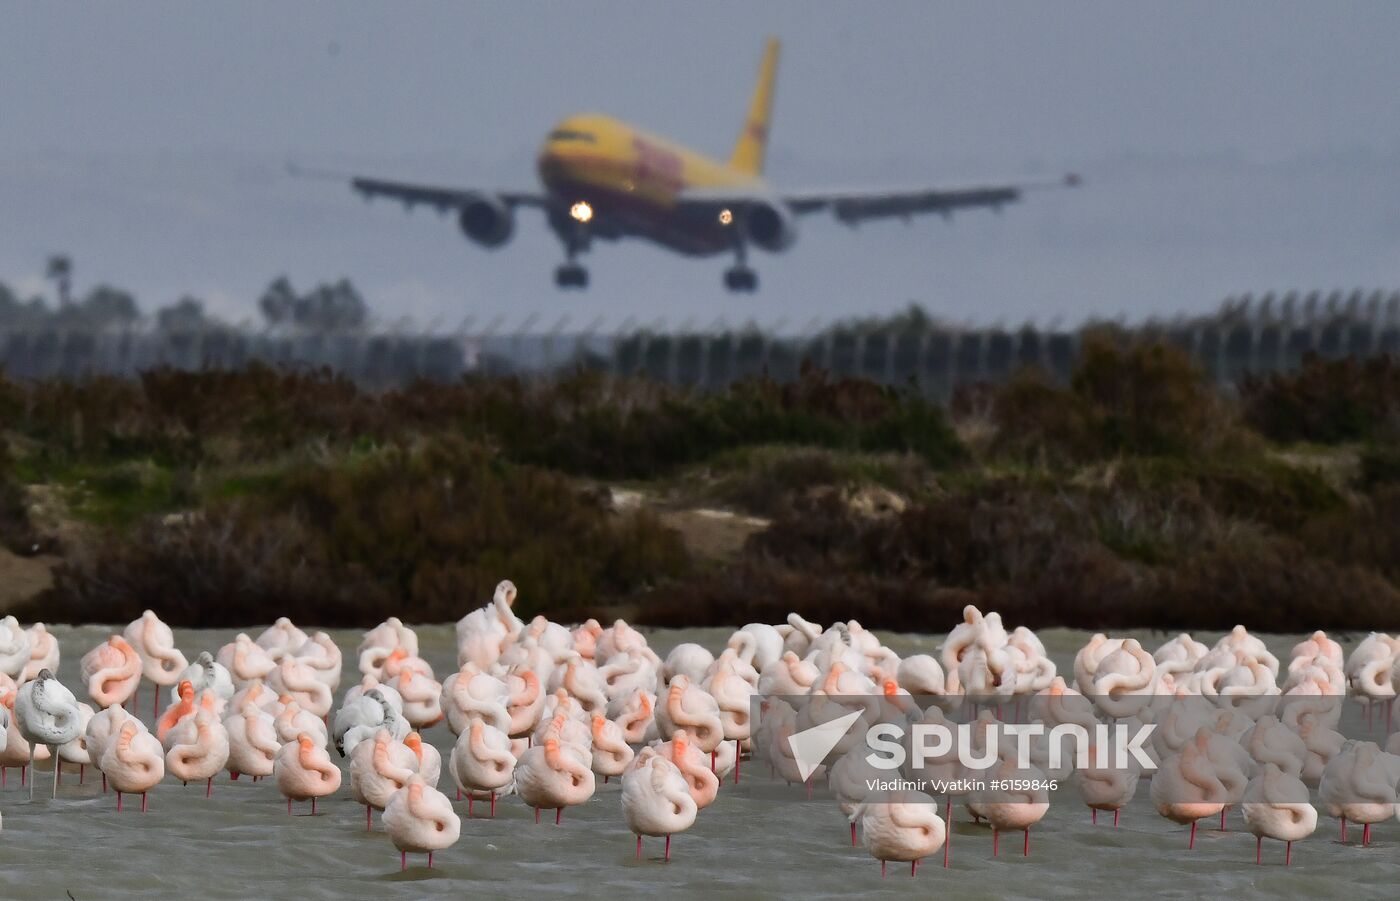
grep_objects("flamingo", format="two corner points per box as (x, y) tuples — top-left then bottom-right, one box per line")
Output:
(1243, 763), (1316, 865)
(269, 657), (333, 719)
(450, 718), (515, 817)
(275, 732), (341, 815)
(859, 791), (947, 877)
(515, 734), (595, 824)
(663, 643), (715, 684)
(79, 636), (141, 709)
(1318, 740), (1400, 845)
(123, 609), (188, 717)
(223, 701), (279, 781)
(333, 687), (408, 757)
(101, 721), (164, 812)
(254, 617), (308, 663)
(441, 662), (510, 735)
(274, 695), (329, 747)
(589, 714), (634, 780)
(171, 652), (234, 708)
(606, 688), (655, 745)
(84, 704), (144, 793)
(358, 617), (419, 678)
(383, 775), (460, 870)
(0, 616), (34, 680)
(15, 669), (82, 799)
(55, 701), (95, 786)
(622, 748), (697, 860)
(21, 623), (60, 682)
(403, 731), (442, 787)
(349, 728), (418, 830)
(216, 633), (276, 686)
(165, 709), (229, 797)
(655, 675), (723, 757)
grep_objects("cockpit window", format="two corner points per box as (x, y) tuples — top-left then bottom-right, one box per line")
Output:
(548, 129), (597, 143)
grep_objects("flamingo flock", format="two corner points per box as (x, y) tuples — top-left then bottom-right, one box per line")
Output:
(0, 598), (1399, 878)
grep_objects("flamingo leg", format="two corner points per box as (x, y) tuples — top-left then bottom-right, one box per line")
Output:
(881, 859), (886, 878)
(367, 804), (372, 831)
(1189, 821), (1197, 850)
(1024, 829), (1029, 857)
(117, 790), (122, 812)
(1285, 841), (1292, 867)
(400, 851), (406, 871)
(993, 829), (999, 857)
(288, 798), (293, 815)
(535, 806), (540, 824)
(911, 859), (918, 877)
(468, 796), (474, 818)
(490, 791), (496, 818)
(1256, 836), (1261, 865)
(636, 834), (642, 859)
(665, 835), (671, 860)
(944, 797), (952, 868)
(428, 852), (433, 869)
(1092, 808), (1097, 825)
(734, 739), (741, 783)
(556, 807), (562, 825)
(1341, 815), (1347, 843)
(52, 747), (59, 799)
(141, 792), (148, 813)
(851, 821), (857, 846)
(312, 797), (318, 816)
(1363, 823), (1371, 847)
(207, 777), (212, 798)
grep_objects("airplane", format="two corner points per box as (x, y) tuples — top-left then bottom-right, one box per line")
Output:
(308, 38), (1079, 292)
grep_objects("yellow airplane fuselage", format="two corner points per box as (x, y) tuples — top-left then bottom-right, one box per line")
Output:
(537, 113), (764, 256)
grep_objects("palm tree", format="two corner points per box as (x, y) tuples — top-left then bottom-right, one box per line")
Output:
(45, 255), (72, 307)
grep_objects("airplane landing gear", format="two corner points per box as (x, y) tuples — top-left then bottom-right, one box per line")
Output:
(554, 263), (589, 289)
(723, 266), (758, 292)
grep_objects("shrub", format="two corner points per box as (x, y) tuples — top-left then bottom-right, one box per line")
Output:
(1241, 354), (1400, 444)
(32, 437), (691, 626)
(0, 439), (36, 553)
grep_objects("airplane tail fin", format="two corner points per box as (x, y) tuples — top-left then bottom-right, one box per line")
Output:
(730, 37), (780, 177)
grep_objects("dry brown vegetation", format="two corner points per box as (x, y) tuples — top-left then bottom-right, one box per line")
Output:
(2, 343), (1399, 629)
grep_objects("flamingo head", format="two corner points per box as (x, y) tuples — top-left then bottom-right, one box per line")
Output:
(179, 681), (195, 702)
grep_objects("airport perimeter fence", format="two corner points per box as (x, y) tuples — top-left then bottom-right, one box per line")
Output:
(3, 289), (1400, 399)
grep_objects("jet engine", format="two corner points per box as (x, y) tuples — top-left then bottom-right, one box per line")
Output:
(458, 196), (514, 247)
(741, 201), (798, 252)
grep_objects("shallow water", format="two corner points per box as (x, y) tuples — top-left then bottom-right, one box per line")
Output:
(1, 625), (1396, 900)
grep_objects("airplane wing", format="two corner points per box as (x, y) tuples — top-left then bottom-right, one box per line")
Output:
(287, 163), (549, 212)
(678, 173), (1079, 224)
(783, 173), (1080, 223)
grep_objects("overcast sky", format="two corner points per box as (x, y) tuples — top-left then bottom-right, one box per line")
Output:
(3, 1), (1399, 330)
